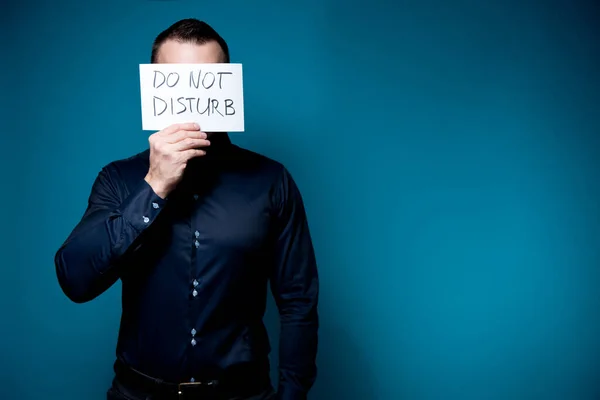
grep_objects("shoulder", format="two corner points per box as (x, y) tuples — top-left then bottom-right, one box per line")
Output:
(229, 145), (292, 184)
(93, 150), (150, 197)
(230, 146), (302, 208)
(101, 149), (150, 181)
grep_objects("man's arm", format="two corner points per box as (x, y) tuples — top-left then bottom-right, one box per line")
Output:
(54, 164), (166, 303)
(55, 122), (210, 304)
(270, 167), (319, 400)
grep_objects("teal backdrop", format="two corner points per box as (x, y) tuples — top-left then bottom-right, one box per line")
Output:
(2, 1), (599, 399)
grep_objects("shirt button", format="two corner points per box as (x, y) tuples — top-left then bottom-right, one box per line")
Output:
(152, 202), (159, 209)
(191, 328), (197, 336)
(191, 338), (197, 346)
(142, 216), (149, 223)
(194, 231), (200, 238)
(194, 240), (200, 248)
(192, 289), (198, 297)
(193, 194), (199, 200)
(193, 279), (199, 287)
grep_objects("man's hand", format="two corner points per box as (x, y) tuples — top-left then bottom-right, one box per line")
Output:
(144, 122), (210, 198)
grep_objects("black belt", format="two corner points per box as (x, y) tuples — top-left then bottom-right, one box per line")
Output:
(114, 359), (270, 399)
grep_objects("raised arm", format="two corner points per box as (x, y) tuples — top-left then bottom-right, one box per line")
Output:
(55, 122), (210, 303)
(269, 167), (319, 400)
(54, 166), (166, 303)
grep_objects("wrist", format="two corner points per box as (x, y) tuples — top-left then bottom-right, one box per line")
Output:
(144, 174), (170, 199)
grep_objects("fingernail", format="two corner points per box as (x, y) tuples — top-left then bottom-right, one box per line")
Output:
(194, 123), (200, 129)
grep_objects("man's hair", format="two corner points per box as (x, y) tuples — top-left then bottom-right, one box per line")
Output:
(151, 18), (230, 63)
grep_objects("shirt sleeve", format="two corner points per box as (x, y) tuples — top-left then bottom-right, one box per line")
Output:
(269, 167), (319, 400)
(55, 164), (166, 303)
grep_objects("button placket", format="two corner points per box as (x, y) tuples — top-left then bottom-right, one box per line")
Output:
(190, 327), (197, 346)
(192, 230), (200, 297)
(193, 228), (200, 249)
(191, 273), (200, 297)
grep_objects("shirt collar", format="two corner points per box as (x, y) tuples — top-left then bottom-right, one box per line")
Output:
(185, 132), (233, 175)
(204, 132), (232, 156)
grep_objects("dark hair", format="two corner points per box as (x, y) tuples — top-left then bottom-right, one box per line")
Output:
(151, 18), (230, 63)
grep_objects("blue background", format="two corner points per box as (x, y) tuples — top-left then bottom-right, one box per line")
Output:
(2, 1), (599, 399)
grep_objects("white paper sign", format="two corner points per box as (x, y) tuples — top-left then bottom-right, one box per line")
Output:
(139, 63), (244, 132)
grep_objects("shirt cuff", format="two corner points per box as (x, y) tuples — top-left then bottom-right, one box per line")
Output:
(118, 179), (166, 232)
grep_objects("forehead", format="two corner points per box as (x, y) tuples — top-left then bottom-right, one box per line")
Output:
(156, 40), (225, 63)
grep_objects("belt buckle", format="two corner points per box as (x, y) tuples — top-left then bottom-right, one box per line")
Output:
(177, 380), (218, 397)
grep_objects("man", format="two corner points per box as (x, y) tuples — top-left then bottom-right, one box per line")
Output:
(55, 18), (319, 400)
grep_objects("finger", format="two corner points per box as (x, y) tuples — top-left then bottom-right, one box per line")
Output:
(175, 138), (211, 151)
(158, 122), (200, 136)
(181, 148), (206, 161)
(167, 129), (208, 143)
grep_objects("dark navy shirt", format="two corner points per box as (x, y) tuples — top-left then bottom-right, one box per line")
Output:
(54, 134), (319, 400)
